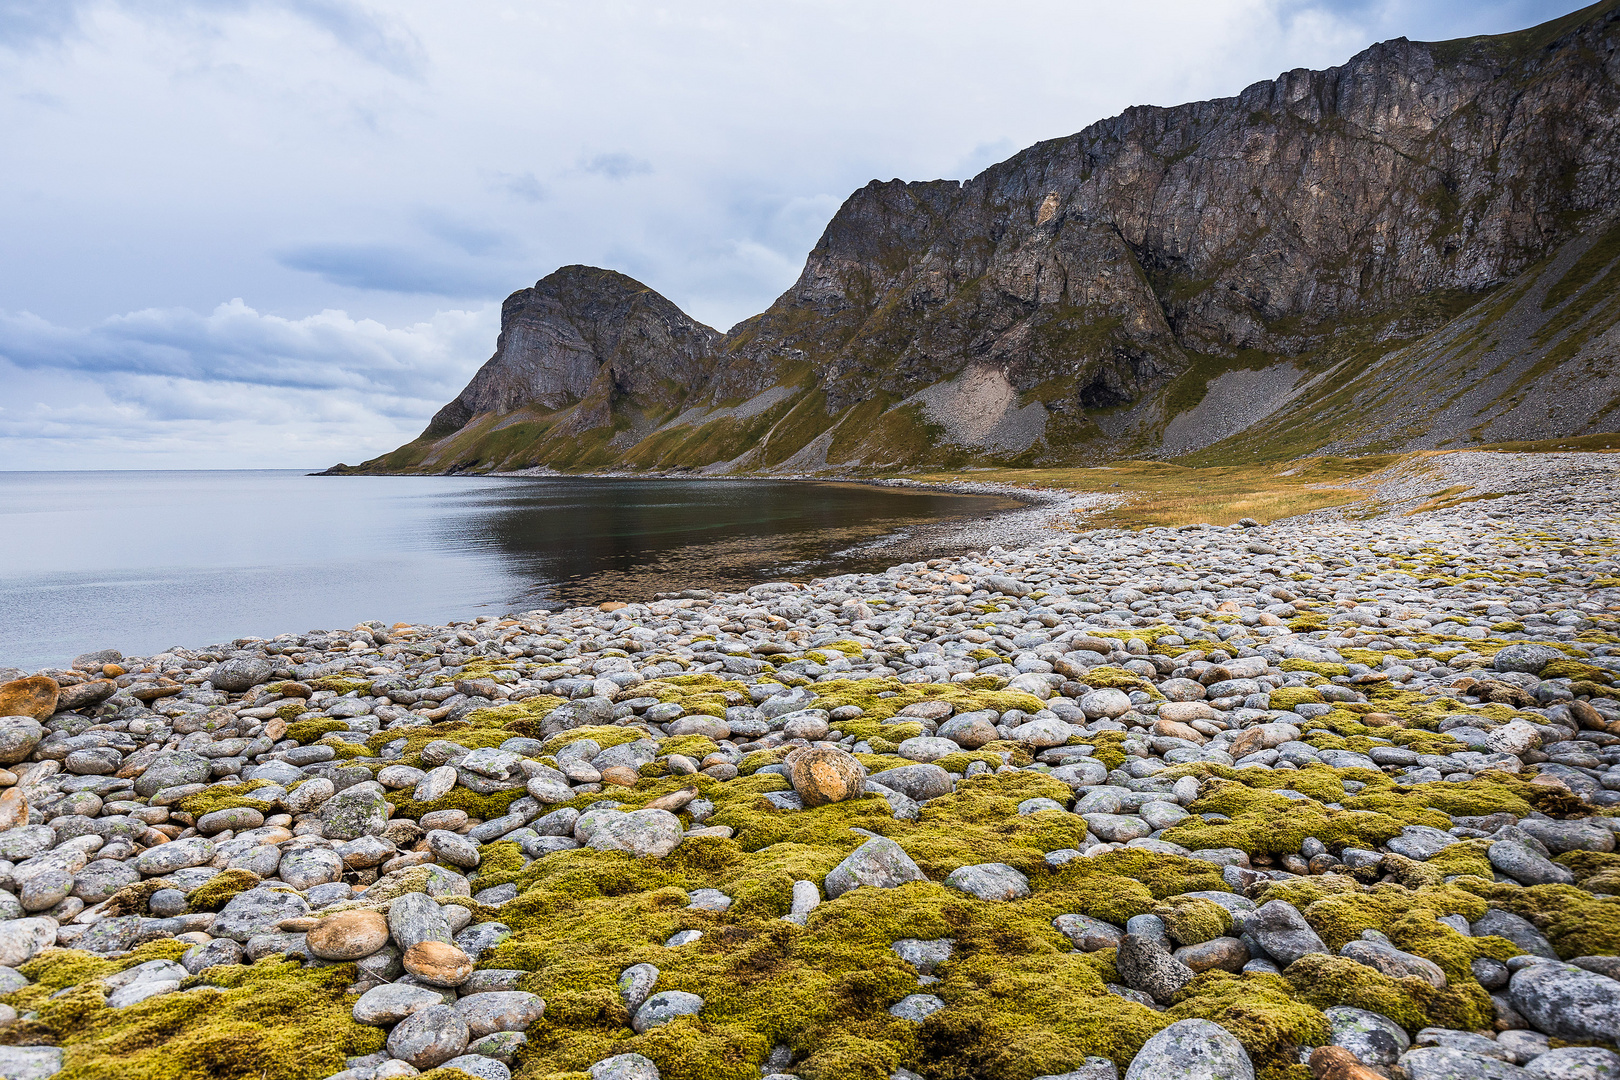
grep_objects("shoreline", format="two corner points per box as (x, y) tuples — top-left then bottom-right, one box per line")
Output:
(0, 453), (1617, 1079)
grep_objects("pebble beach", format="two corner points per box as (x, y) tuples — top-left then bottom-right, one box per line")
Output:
(0, 451), (1618, 1080)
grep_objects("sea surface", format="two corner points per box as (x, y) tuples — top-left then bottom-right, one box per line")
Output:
(0, 471), (1017, 670)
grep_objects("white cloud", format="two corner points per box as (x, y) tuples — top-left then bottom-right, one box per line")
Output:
(0, 301), (497, 469)
(0, 0), (1582, 468)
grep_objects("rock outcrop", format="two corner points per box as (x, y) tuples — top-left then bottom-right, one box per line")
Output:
(351, 0), (1620, 475)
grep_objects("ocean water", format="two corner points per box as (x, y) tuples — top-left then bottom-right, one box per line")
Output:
(0, 471), (1015, 669)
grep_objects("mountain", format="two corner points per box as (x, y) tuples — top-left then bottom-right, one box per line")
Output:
(348, 0), (1620, 476)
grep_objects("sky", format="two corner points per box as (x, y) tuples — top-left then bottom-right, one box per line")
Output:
(0, 0), (1585, 470)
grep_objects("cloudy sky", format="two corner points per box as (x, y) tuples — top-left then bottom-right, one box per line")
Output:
(0, 0), (1581, 470)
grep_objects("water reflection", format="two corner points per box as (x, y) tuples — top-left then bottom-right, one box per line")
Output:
(0, 472), (1015, 668)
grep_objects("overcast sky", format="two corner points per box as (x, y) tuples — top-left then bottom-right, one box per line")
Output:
(0, 0), (1582, 470)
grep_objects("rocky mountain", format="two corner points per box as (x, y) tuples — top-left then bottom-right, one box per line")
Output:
(349, 0), (1620, 476)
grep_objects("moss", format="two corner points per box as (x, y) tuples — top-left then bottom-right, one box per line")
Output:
(8, 955), (383, 1080)
(470, 840), (528, 891)
(1284, 954), (1495, 1034)
(1154, 896), (1232, 945)
(186, 869), (264, 912)
(384, 785), (529, 821)
(545, 726), (651, 753)
(465, 694), (568, 727)
(806, 680), (1046, 728)
(1087, 730), (1130, 771)
(310, 676), (373, 696)
(1458, 881), (1620, 957)
(641, 675), (753, 719)
(1268, 687), (1321, 710)
(929, 751), (1009, 773)
(273, 703), (308, 721)
(284, 718), (349, 744)
(1281, 660), (1349, 678)
(1162, 777), (1406, 855)
(1554, 849), (1620, 891)
(1541, 660), (1613, 684)
(1076, 667), (1160, 698)
(365, 721), (516, 767)
(1168, 972), (1330, 1070)
(175, 780), (274, 817)
(660, 735), (721, 761)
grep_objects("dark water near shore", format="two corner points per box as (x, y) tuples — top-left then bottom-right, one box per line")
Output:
(0, 471), (1017, 670)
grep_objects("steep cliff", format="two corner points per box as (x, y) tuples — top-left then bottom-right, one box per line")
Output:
(354, 0), (1620, 476)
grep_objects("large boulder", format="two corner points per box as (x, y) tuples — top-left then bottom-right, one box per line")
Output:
(210, 656), (275, 693)
(1508, 962), (1620, 1043)
(789, 748), (866, 806)
(1492, 643), (1566, 675)
(0, 716), (45, 765)
(0, 677), (58, 721)
(1124, 1018), (1254, 1080)
(585, 809), (683, 858)
(823, 837), (927, 898)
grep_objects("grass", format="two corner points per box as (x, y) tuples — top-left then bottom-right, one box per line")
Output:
(908, 455), (1399, 529)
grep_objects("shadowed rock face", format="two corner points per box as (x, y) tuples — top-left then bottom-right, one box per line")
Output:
(360, 1), (1620, 475)
(426, 266), (722, 439)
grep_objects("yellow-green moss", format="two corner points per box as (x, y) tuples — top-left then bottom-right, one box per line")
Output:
(1155, 896), (1231, 945)
(284, 718), (349, 744)
(186, 869), (264, 912)
(1268, 687), (1321, 710)
(7, 955), (383, 1080)
(465, 694), (568, 727)
(310, 676), (374, 696)
(175, 781), (274, 817)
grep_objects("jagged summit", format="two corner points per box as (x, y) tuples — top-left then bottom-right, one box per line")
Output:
(350, 0), (1620, 476)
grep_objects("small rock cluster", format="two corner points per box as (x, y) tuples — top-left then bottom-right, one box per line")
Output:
(0, 456), (1617, 1080)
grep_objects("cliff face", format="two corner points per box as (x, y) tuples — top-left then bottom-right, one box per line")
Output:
(357, 0), (1620, 476)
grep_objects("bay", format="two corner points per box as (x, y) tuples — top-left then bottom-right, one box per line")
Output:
(0, 470), (1016, 669)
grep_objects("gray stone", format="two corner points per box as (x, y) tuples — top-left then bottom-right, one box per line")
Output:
(1124, 1018), (1254, 1080)
(1493, 644), (1566, 675)
(1031, 1060), (1118, 1080)
(134, 751), (213, 797)
(888, 993), (945, 1021)
(0, 917), (60, 967)
(868, 764), (953, 802)
(943, 863), (1030, 901)
(618, 962), (659, 1013)
(891, 938), (953, 975)
(213, 888), (309, 943)
(1387, 825), (1462, 861)
(387, 1003), (470, 1069)
(439, 1055), (510, 1080)
(586, 809), (683, 858)
(278, 847), (344, 890)
(1472, 910), (1557, 959)
(1054, 914), (1124, 952)
(1399, 1046), (1534, 1080)
(0, 1046), (64, 1080)
(135, 836), (217, 876)
(1324, 1005), (1410, 1067)
(354, 982), (451, 1025)
(321, 783), (390, 841)
(1514, 819), (1616, 855)
(210, 657), (275, 692)
(631, 990), (704, 1033)
(1489, 841), (1576, 886)
(0, 718), (45, 765)
(1525, 1048), (1620, 1080)
(427, 829), (483, 869)
(181, 937), (245, 974)
(1116, 933), (1195, 1005)
(1341, 939), (1447, 987)
(589, 1053), (661, 1080)
(823, 836), (928, 898)
(1508, 962), (1620, 1043)
(1247, 900), (1327, 967)
(467, 1031), (528, 1066)
(454, 991), (545, 1038)
(456, 921), (512, 961)
(389, 891), (454, 950)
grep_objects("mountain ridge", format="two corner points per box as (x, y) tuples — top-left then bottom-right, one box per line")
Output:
(344, 0), (1620, 476)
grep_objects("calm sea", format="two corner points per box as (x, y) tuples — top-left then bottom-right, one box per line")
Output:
(0, 471), (1015, 670)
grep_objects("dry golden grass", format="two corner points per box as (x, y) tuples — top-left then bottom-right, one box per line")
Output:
(908, 455), (1400, 529)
